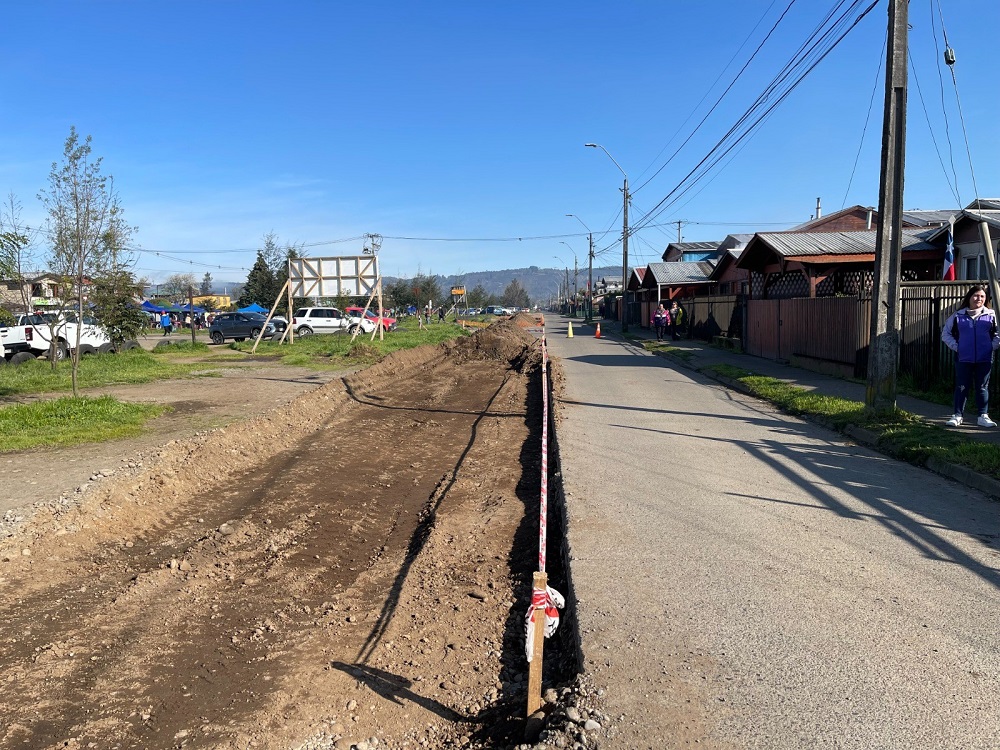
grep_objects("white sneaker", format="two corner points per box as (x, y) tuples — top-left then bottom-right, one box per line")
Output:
(977, 414), (997, 428)
(946, 414), (963, 427)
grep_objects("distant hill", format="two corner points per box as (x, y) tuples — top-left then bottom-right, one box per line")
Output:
(386, 266), (622, 303)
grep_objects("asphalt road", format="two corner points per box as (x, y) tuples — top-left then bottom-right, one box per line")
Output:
(546, 317), (1000, 749)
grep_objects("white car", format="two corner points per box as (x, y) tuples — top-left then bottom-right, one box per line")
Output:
(2, 312), (111, 361)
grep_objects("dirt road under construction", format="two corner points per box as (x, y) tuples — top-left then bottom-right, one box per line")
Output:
(0, 321), (573, 749)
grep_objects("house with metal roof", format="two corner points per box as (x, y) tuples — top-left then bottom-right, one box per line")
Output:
(791, 204), (953, 234)
(736, 229), (941, 299)
(635, 261), (716, 326)
(661, 241), (721, 263)
(923, 204), (1000, 281)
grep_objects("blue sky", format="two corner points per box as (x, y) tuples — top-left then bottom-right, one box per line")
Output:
(2, 1), (997, 285)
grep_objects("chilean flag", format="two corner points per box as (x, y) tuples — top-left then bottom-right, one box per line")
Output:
(943, 223), (956, 280)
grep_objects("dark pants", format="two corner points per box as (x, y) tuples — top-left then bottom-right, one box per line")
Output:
(654, 323), (666, 340)
(953, 360), (992, 416)
(669, 321), (679, 340)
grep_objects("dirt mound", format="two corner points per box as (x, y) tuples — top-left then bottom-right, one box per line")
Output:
(0, 323), (573, 750)
(447, 319), (540, 368)
(510, 312), (543, 329)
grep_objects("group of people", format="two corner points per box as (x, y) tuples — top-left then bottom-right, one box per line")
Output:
(650, 301), (684, 342)
(158, 311), (213, 336)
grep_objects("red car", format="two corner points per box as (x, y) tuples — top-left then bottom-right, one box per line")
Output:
(346, 307), (397, 331)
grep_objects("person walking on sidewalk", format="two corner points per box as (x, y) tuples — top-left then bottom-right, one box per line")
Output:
(942, 284), (1000, 427)
(668, 301), (683, 341)
(652, 303), (668, 341)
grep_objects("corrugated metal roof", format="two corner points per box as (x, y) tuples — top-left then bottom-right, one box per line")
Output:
(966, 199), (1000, 211)
(925, 210), (1000, 242)
(901, 209), (957, 226)
(667, 241), (719, 252)
(645, 261), (716, 285)
(754, 229), (935, 257)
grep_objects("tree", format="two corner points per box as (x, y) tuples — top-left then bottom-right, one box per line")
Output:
(0, 192), (35, 313)
(39, 127), (135, 392)
(501, 279), (531, 309)
(89, 270), (148, 347)
(199, 272), (213, 296)
(237, 251), (275, 308)
(160, 273), (197, 302)
(467, 283), (490, 308)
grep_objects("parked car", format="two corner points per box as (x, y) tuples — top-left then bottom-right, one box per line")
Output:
(270, 315), (288, 333)
(1, 312), (113, 361)
(291, 307), (350, 336)
(208, 312), (276, 344)
(345, 307), (397, 331)
(485, 306), (510, 316)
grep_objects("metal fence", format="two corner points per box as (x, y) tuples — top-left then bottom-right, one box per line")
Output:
(735, 281), (1000, 398)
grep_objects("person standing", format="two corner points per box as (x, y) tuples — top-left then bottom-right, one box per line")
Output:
(942, 284), (1000, 427)
(668, 301), (683, 341)
(160, 311), (172, 336)
(652, 303), (668, 341)
(437, 306), (445, 323)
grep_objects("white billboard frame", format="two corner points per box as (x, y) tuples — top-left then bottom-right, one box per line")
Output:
(288, 256), (379, 299)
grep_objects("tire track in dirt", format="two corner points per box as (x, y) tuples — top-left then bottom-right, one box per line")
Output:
(0, 323), (552, 750)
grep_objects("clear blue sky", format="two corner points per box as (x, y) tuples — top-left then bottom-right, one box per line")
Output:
(2, 1), (996, 285)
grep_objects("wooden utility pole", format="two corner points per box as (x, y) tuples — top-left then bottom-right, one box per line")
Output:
(865, 0), (908, 412)
(586, 232), (594, 322)
(621, 178), (630, 332)
(676, 220), (683, 243)
(189, 287), (196, 346)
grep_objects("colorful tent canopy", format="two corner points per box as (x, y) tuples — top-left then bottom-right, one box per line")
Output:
(237, 303), (268, 313)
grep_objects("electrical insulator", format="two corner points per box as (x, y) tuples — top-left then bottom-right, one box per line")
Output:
(944, 47), (956, 66)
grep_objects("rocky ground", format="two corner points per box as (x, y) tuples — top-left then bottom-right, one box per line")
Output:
(0, 320), (598, 750)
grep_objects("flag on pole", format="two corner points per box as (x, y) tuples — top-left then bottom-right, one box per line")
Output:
(943, 222), (956, 280)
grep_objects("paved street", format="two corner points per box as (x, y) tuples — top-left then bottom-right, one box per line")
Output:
(545, 316), (1000, 749)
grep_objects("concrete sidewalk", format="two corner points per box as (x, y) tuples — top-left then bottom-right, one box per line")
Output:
(552, 314), (1000, 446)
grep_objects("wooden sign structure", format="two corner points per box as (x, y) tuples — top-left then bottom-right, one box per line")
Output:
(251, 252), (384, 352)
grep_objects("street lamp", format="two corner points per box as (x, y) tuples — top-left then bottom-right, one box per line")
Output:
(566, 214), (595, 321)
(559, 241), (579, 318)
(585, 143), (630, 332)
(553, 255), (570, 315)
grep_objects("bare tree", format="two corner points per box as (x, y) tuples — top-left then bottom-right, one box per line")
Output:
(0, 192), (37, 313)
(160, 273), (198, 302)
(39, 127), (135, 395)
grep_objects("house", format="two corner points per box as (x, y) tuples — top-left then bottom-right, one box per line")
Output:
(736, 228), (941, 299)
(0, 273), (77, 312)
(636, 261), (716, 326)
(790, 205), (954, 233)
(923, 200), (1000, 281)
(661, 241), (720, 263)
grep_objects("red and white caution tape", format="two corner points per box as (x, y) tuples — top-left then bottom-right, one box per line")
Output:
(524, 585), (565, 661)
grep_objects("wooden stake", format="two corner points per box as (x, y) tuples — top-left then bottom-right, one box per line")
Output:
(251, 279), (289, 354)
(287, 271), (295, 344)
(526, 570), (547, 716)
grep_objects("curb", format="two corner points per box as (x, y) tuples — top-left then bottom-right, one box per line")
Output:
(649, 347), (1000, 501)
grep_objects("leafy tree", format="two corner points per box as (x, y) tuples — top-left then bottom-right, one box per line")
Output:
(89, 271), (148, 347)
(410, 272), (442, 311)
(39, 127), (135, 391)
(160, 273), (197, 302)
(384, 278), (415, 310)
(199, 272), (213, 295)
(199, 296), (220, 311)
(501, 279), (531, 309)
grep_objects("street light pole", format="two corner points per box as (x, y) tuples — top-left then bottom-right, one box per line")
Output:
(585, 143), (629, 332)
(566, 214), (595, 322)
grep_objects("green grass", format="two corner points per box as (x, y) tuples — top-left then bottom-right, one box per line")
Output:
(0, 395), (166, 452)
(0, 349), (218, 397)
(227, 318), (472, 368)
(703, 363), (1000, 480)
(641, 341), (695, 361)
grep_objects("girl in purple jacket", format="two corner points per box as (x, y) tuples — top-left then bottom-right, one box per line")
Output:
(941, 284), (1000, 427)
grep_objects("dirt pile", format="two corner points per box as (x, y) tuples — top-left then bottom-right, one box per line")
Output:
(0, 324), (577, 750)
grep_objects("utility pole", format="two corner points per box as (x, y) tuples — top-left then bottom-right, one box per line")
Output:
(564, 266), (570, 316)
(622, 177), (630, 332)
(676, 220), (683, 243)
(573, 256), (579, 318)
(587, 233), (594, 322)
(865, 0), (908, 412)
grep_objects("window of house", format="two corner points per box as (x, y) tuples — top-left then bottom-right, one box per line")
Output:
(964, 255), (984, 280)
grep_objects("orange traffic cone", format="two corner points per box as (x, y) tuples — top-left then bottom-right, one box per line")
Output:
(595, 323), (601, 338)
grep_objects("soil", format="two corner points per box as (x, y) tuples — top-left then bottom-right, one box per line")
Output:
(0, 321), (575, 750)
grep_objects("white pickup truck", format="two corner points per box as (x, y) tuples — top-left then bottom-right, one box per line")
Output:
(0, 312), (113, 363)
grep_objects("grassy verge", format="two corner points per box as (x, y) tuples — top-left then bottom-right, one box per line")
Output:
(0, 395), (167, 452)
(0, 349), (220, 398)
(640, 340), (695, 361)
(229, 319), (472, 368)
(703, 363), (1000, 480)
